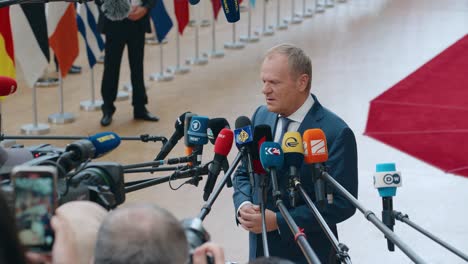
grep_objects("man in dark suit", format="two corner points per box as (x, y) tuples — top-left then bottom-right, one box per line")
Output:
(98, 0), (159, 126)
(233, 44), (358, 263)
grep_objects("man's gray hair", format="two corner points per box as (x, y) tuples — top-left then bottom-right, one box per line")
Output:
(265, 43), (312, 90)
(94, 204), (189, 264)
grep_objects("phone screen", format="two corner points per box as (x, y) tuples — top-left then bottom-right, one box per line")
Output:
(13, 167), (56, 251)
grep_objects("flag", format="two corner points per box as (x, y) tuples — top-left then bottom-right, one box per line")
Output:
(77, 2), (105, 68)
(211, 0), (222, 20)
(0, 7), (15, 79)
(47, 3), (79, 78)
(150, 0), (173, 43)
(174, 0), (189, 35)
(250, 0), (255, 7)
(10, 3), (50, 88)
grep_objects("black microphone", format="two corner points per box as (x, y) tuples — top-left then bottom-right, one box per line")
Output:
(100, 0), (131, 21)
(154, 112), (191, 162)
(234, 116), (255, 188)
(189, 0), (200, 5)
(203, 129), (234, 201)
(207, 118), (230, 145)
(221, 0), (240, 23)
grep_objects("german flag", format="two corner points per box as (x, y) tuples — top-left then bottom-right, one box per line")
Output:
(0, 7), (15, 79)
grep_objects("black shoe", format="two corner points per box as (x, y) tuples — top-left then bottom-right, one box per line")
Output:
(100, 113), (113, 126)
(68, 65), (82, 74)
(134, 111), (159, 122)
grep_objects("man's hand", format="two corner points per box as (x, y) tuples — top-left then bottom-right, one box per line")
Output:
(128, 6), (148, 21)
(192, 242), (225, 264)
(238, 204), (278, 234)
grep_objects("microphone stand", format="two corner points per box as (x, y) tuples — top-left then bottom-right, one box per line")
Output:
(259, 173), (270, 257)
(270, 170), (321, 264)
(0, 134), (168, 144)
(124, 163), (210, 193)
(124, 166), (187, 174)
(198, 153), (242, 220)
(292, 178), (352, 264)
(319, 169), (427, 263)
(393, 211), (468, 262)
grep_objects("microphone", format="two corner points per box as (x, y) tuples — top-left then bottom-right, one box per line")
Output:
(100, 0), (131, 21)
(187, 115), (209, 166)
(221, 0), (240, 23)
(189, 0), (200, 5)
(207, 118), (230, 145)
(154, 112), (191, 161)
(252, 125), (273, 175)
(0, 76), (17, 96)
(303, 129), (328, 209)
(374, 163), (402, 252)
(259, 141), (284, 199)
(184, 113), (197, 164)
(234, 116), (255, 187)
(59, 132), (121, 174)
(282, 132), (304, 207)
(203, 128), (234, 201)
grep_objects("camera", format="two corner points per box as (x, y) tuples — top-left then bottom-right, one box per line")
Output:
(181, 218), (213, 264)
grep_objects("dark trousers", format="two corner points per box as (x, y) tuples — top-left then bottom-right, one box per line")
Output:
(101, 20), (148, 115)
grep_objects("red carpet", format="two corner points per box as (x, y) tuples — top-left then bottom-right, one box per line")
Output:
(364, 34), (468, 178)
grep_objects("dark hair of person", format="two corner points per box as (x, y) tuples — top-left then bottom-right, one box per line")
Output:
(0, 189), (28, 264)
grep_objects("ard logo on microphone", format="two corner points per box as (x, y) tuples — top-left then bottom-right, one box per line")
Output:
(285, 137), (299, 148)
(265, 148), (281, 156)
(191, 120), (201, 132)
(96, 134), (116, 143)
(311, 139), (326, 155)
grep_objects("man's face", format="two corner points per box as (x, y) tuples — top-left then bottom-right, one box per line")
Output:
(260, 53), (308, 116)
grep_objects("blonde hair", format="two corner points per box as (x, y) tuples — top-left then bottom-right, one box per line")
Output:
(265, 44), (312, 90)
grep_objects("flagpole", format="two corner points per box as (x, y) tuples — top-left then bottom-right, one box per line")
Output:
(302, 0), (314, 18)
(240, 0), (260, 43)
(288, 0), (303, 24)
(48, 70), (75, 124)
(224, 23), (245, 49)
(169, 32), (190, 74)
(276, 0), (288, 30)
(80, 67), (103, 111)
(187, 4), (208, 66)
(261, 0), (274, 36)
(209, 13), (224, 58)
(150, 40), (174, 82)
(20, 84), (50, 135)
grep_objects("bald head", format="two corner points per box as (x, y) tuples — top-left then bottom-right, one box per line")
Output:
(94, 203), (189, 264)
(57, 201), (107, 264)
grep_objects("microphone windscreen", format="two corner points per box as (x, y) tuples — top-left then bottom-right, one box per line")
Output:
(88, 132), (121, 158)
(235, 116), (251, 129)
(208, 118), (230, 144)
(189, 0), (200, 5)
(221, 0), (240, 23)
(282, 132), (304, 168)
(303, 129), (328, 164)
(0, 76), (17, 96)
(184, 113), (197, 146)
(214, 128), (234, 156)
(175, 112), (191, 134)
(187, 116), (209, 145)
(101, 0), (131, 21)
(234, 116), (253, 148)
(259, 142), (284, 170)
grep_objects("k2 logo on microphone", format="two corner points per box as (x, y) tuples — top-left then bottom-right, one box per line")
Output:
(311, 140), (326, 155)
(265, 147), (281, 156)
(191, 120), (201, 132)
